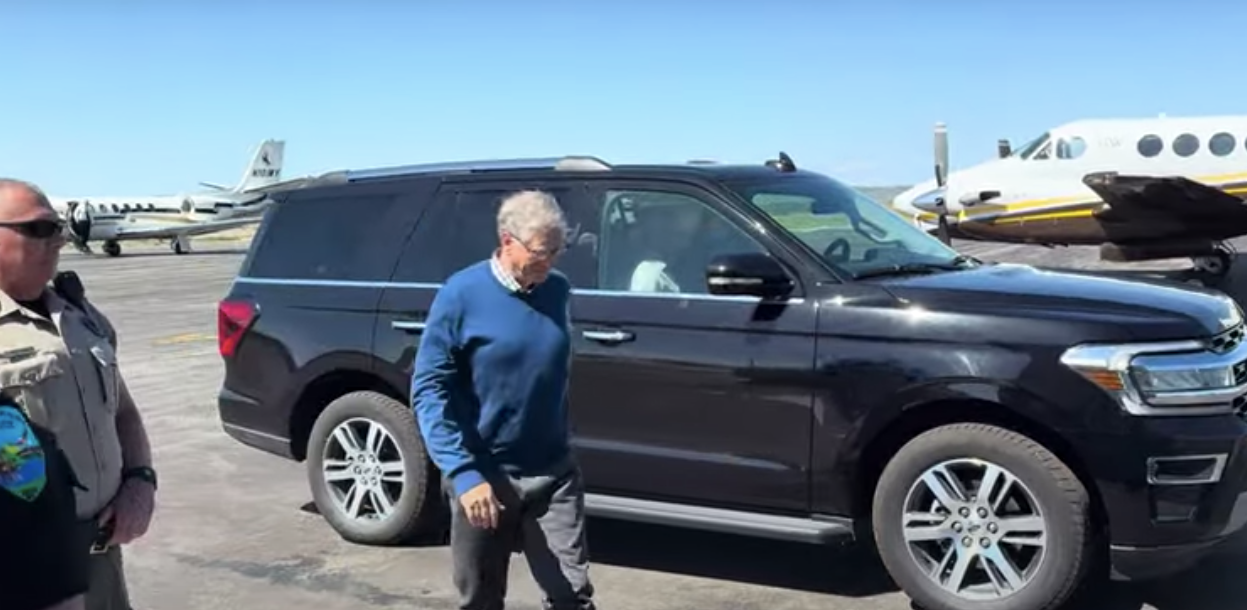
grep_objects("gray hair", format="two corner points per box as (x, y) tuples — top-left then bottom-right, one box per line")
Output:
(496, 190), (569, 243)
(0, 178), (51, 208)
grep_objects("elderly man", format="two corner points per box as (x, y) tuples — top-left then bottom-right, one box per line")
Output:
(411, 189), (597, 610)
(0, 179), (156, 610)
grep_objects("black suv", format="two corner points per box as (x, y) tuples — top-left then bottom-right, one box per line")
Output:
(216, 153), (1247, 610)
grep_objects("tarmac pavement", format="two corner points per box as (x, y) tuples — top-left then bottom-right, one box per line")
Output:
(56, 241), (1247, 610)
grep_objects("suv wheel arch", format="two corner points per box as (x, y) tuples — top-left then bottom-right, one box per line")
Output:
(854, 399), (1109, 555)
(288, 369), (406, 460)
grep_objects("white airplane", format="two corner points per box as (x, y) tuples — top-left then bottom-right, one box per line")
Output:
(889, 115), (1247, 279)
(49, 139), (300, 257)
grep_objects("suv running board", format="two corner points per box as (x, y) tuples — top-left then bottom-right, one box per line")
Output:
(584, 494), (855, 544)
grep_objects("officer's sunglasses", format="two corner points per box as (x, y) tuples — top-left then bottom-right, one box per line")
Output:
(0, 218), (65, 239)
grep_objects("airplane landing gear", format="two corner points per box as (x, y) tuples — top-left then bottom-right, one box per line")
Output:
(1189, 242), (1235, 285)
(171, 234), (192, 255)
(102, 240), (121, 257)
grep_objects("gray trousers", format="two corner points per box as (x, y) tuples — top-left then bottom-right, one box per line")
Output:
(85, 545), (131, 610)
(447, 462), (597, 610)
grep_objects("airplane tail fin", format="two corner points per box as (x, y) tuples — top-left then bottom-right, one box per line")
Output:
(234, 139), (285, 192)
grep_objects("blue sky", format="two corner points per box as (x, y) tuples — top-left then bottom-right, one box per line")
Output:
(1, 1), (1241, 196)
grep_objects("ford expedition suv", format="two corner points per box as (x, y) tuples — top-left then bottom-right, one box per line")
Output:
(216, 153), (1247, 610)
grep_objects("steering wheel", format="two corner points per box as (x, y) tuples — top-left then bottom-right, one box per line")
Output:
(823, 237), (851, 264)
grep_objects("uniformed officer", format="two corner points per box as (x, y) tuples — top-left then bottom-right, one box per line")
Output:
(0, 179), (156, 610)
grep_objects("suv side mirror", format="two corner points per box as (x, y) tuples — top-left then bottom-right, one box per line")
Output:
(705, 253), (794, 299)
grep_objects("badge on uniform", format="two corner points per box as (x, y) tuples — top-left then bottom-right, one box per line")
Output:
(0, 405), (46, 502)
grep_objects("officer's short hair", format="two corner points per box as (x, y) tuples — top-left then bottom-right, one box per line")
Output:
(0, 178), (52, 209)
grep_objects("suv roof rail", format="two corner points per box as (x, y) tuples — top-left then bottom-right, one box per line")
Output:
(341, 155), (612, 182)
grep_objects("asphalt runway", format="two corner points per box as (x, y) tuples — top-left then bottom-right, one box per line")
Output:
(57, 240), (1247, 610)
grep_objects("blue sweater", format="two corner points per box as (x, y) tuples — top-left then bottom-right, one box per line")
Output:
(410, 259), (573, 496)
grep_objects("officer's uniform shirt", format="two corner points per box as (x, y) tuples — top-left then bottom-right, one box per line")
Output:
(0, 283), (122, 521)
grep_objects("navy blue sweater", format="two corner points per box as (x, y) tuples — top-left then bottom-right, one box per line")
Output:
(410, 259), (573, 496)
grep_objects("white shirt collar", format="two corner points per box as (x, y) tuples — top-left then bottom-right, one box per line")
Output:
(490, 253), (527, 293)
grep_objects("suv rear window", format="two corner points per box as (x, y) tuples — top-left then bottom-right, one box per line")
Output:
(245, 192), (409, 281)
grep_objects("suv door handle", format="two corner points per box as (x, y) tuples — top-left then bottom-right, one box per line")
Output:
(392, 320), (427, 333)
(582, 329), (634, 344)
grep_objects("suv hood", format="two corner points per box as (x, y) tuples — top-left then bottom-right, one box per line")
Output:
(873, 263), (1240, 342)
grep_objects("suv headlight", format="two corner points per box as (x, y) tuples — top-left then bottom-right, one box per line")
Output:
(1060, 328), (1247, 416)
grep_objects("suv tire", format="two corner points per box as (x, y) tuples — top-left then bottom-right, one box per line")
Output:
(871, 423), (1094, 610)
(306, 390), (444, 545)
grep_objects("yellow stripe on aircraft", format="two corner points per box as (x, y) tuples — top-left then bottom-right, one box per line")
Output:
(901, 172), (1247, 225)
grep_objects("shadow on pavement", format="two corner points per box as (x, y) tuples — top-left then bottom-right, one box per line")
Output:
(585, 518), (897, 597)
(1060, 545), (1247, 610)
(586, 518), (1247, 609)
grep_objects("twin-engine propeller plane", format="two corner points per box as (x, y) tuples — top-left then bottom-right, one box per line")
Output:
(47, 139), (308, 257)
(889, 115), (1247, 280)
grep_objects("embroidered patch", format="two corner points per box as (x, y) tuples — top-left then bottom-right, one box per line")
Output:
(0, 405), (46, 502)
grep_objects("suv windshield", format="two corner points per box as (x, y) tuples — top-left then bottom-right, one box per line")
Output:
(724, 173), (971, 278)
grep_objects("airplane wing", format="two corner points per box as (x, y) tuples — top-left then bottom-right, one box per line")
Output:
(1082, 172), (1247, 224)
(109, 216), (260, 241)
(1075, 172), (1247, 243)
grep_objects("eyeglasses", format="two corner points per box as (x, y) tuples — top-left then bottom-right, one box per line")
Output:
(0, 218), (65, 239)
(507, 232), (565, 259)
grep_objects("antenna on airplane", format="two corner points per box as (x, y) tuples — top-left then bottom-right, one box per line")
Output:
(932, 122), (952, 244)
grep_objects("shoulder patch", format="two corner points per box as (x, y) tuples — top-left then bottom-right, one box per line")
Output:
(0, 405), (46, 502)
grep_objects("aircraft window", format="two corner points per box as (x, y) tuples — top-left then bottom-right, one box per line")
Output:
(1173, 133), (1200, 157)
(1056, 136), (1086, 160)
(1137, 134), (1163, 157)
(1012, 132), (1049, 159)
(1031, 141), (1051, 160)
(1210, 132), (1236, 156)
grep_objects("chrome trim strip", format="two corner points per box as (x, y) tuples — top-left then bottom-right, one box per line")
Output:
(233, 276), (806, 305)
(582, 330), (632, 342)
(1060, 334), (1247, 416)
(1146, 454), (1228, 486)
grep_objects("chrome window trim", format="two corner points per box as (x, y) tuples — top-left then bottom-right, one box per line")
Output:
(232, 276), (806, 305)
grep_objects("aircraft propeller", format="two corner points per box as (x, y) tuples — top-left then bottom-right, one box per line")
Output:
(932, 122), (953, 245)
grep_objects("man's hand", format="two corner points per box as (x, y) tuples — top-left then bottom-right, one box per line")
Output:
(98, 477), (155, 545)
(459, 481), (503, 529)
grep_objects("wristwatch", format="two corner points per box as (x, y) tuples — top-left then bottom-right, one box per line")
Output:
(123, 466), (158, 490)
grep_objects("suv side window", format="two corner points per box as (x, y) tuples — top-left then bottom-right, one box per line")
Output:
(596, 187), (767, 295)
(392, 183), (598, 286)
(246, 191), (409, 281)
